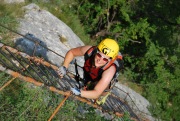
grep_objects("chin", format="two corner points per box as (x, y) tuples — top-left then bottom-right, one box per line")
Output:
(94, 59), (106, 67)
(95, 62), (105, 68)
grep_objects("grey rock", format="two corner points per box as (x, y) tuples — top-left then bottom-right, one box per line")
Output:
(15, 3), (84, 70)
(113, 83), (155, 121)
(15, 3), (155, 121)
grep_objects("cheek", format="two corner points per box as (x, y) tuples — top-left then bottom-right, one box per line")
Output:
(94, 55), (99, 61)
(94, 57), (107, 66)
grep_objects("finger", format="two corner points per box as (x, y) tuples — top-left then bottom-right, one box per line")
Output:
(59, 75), (64, 78)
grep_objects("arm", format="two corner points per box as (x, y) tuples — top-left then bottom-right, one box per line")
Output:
(81, 65), (116, 99)
(62, 45), (92, 68)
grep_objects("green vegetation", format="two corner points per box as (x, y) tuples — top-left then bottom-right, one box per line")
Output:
(0, 0), (179, 121)
(0, 75), (110, 121)
(0, 2), (24, 45)
(72, 0), (180, 120)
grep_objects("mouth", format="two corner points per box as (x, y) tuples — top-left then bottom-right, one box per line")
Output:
(94, 58), (104, 67)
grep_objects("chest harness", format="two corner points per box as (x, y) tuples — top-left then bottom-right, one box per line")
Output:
(83, 46), (124, 90)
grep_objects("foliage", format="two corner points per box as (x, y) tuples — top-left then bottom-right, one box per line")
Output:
(0, 72), (11, 87)
(0, 2), (24, 45)
(0, 80), (53, 120)
(0, 78), (110, 120)
(72, 0), (180, 120)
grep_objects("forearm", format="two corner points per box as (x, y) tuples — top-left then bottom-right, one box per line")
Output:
(62, 46), (92, 68)
(80, 70), (114, 99)
(81, 90), (101, 99)
(62, 50), (74, 68)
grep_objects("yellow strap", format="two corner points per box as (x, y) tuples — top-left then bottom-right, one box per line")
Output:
(96, 92), (111, 105)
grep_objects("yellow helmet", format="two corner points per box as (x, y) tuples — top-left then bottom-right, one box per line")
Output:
(97, 38), (119, 59)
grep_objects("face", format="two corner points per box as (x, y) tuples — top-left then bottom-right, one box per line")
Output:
(94, 51), (111, 67)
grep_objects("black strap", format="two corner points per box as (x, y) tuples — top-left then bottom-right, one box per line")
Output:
(74, 59), (84, 89)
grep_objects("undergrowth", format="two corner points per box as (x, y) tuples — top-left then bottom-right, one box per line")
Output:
(0, 77), (110, 121)
(0, 2), (25, 46)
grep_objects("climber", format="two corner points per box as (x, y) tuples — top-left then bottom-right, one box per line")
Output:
(58, 38), (123, 99)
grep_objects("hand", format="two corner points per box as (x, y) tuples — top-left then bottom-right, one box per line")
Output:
(57, 66), (67, 78)
(70, 88), (81, 96)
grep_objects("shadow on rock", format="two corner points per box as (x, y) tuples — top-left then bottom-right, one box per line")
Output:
(15, 33), (48, 61)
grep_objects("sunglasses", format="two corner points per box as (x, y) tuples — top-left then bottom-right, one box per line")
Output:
(96, 51), (110, 62)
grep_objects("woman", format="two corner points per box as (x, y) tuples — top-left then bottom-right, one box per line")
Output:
(58, 38), (122, 99)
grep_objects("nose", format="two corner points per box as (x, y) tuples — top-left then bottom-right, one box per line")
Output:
(97, 56), (105, 62)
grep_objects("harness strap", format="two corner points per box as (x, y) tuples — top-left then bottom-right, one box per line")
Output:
(96, 92), (111, 105)
(74, 59), (84, 89)
(84, 46), (97, 61)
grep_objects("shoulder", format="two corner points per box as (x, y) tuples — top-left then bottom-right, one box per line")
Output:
(102, 65), (116, 77)
(99, 65), (116, 84)
(70, 45), (92, 56)
(105, 65), (116, 72)
(80, 45), (92, 53)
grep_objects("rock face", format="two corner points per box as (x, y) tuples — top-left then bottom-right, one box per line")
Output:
(113, 84), (154, 120)
(14, 3), (154, 121)
(15, 3), (84, 75)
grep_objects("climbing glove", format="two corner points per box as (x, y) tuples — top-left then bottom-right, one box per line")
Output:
(57, 66), (67, 78)
(70, 88), (81, 96)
